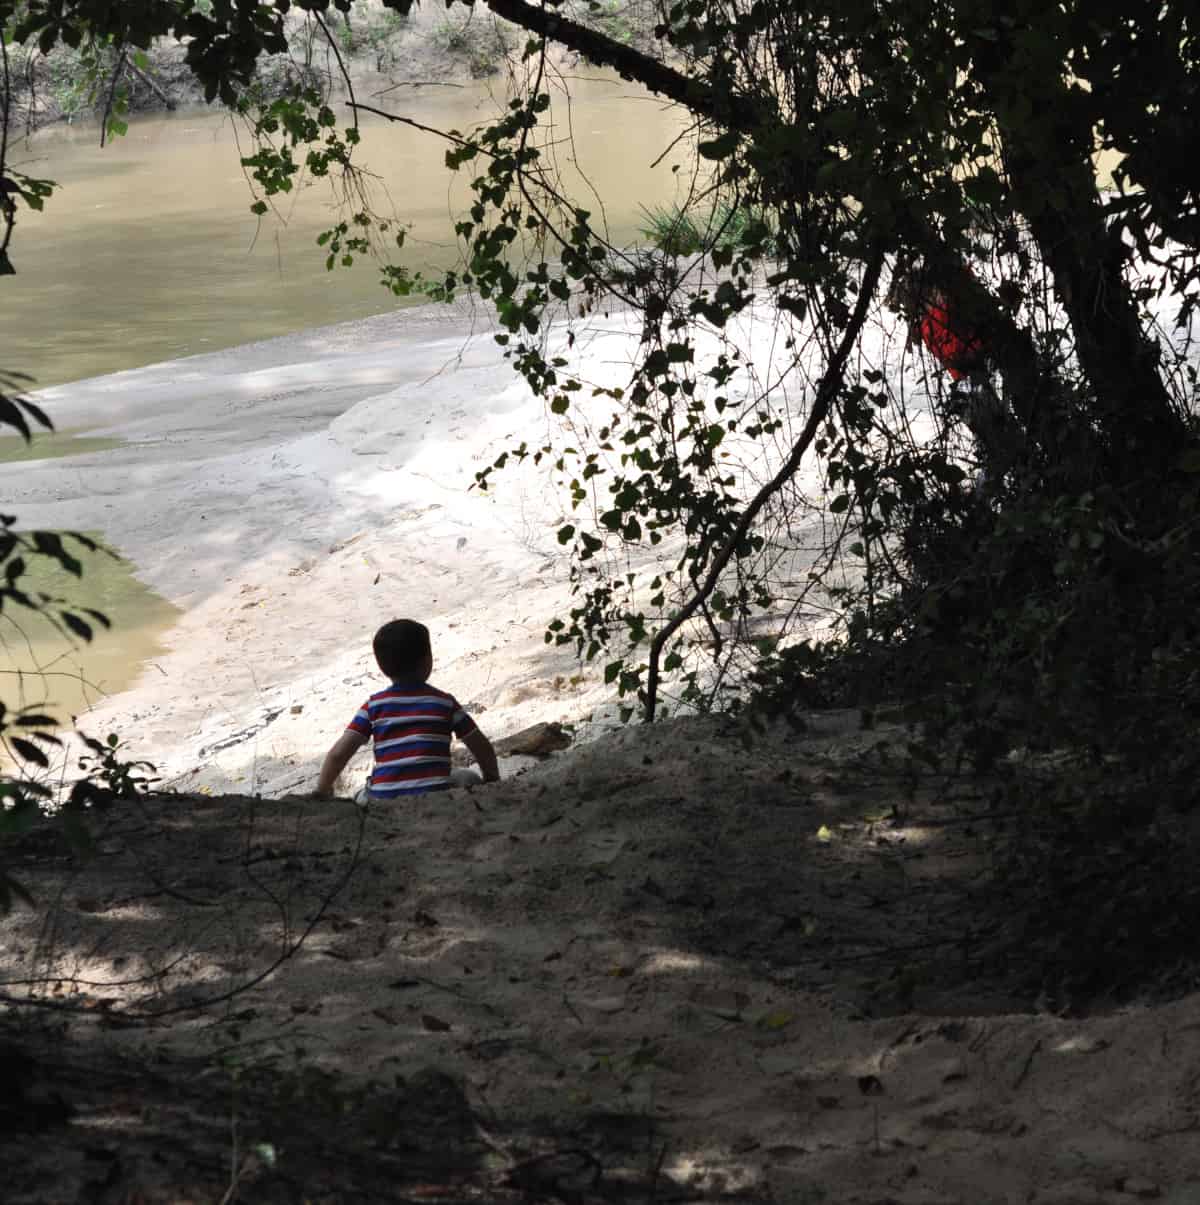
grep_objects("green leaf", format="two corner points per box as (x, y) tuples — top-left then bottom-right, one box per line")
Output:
(10, 737), (49, 767)
(14, 714), (57, 728)
(61, 612), (94, 642)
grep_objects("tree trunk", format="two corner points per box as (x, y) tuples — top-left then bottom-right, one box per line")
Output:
(976, 38), (1187, 489)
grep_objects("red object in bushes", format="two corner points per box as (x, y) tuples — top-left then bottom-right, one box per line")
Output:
(918, 298), (985, 382)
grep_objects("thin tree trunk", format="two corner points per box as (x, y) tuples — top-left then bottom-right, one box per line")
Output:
(126, 62), (176, 111)
(975, 36), (1187, 485)
(644, 249), (886, 721)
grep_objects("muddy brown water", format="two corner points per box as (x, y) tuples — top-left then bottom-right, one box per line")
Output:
(1, 534), (181, 743)
(1, 76), (693, 724)
(3, 75), (693, 389)
(0, 430), (126, 464)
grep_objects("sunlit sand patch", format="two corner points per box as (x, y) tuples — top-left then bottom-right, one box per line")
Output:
(884, 824), (935, 846)
(666, 1152), (758, 1196)
(1052, 1034), (1110, 1055)
(0, 941), (231, 1008)
(639, 949), (712, 975)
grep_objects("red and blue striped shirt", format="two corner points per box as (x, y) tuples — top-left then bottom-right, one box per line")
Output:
(347, 682), (476, 799)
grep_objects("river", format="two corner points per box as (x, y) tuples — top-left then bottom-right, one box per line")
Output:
(3, 74), (693, 389)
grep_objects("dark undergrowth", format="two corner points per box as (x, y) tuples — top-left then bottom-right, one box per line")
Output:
(749, 457), (1200, 1013)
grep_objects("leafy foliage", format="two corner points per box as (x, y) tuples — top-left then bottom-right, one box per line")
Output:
(0, 371), (119, 913)
(76, 731), (159, 800)
(638, 199), (777, 259)
(12, 0), (1196, 721)
(0, 509), (119, 911)
(1, 515), (112, 644)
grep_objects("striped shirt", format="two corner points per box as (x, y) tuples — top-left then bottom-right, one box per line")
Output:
(347, 682), (477, 799)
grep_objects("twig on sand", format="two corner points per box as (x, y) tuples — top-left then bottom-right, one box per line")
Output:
(217, 1155), (254, 1205)
(1012, 1038), (1042, 1089)
(649, 1141), (669, 1202)
(561, 991), (584, 1025)
(371, 80), (465, 96)
(123, 801), (367, 1020)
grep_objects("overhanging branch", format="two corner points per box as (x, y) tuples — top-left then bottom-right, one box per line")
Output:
(473, 2), (1044, 432)
(482, 0), (723, 118)
(643, 246), (887, 722)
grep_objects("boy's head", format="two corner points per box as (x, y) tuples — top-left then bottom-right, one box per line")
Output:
(373, 619), (432, 681)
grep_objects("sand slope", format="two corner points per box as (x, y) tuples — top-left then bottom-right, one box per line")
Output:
(6, 301), (1200, 1203)
(15, 297), (881, 800)
(15, 304), (652, 796)
(3, 713), (1199, 1203)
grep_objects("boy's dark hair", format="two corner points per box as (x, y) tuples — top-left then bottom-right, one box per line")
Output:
(373, 619), (432, 680)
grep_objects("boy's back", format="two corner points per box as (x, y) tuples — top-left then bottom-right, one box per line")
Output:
(350, 681), (477, 798)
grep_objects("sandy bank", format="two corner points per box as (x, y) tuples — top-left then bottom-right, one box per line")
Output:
(10, 254), (967, 801)
(16, 294), (869, 799)
(4, 712), (1198, 1202)
(13, 301), (614, 796)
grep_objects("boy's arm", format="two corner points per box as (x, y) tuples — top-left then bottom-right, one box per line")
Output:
(315, 730), (368, 798)
(462, 728), (500, 783)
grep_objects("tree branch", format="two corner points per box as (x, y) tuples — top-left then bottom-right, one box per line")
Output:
(98, 44), (129, 149)
(643, 246), (887, 722)
(478, 1), (1047, 447)
(126, 61), (175, 110)
(482, 0), (723, 118)
(0, 35), (15, 270)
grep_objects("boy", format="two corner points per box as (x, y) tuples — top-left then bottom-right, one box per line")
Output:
(315, 619), (500, 800)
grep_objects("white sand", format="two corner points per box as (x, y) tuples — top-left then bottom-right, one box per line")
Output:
(15, 297), (912, 798)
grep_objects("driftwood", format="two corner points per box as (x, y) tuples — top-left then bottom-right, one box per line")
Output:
(126, 62), (176, 110)
(494, 721), (572, 758)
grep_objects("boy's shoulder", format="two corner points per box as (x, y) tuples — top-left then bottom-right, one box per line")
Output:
(366, 682), (460, 704)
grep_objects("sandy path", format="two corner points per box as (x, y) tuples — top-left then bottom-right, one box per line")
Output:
(3, 714), (1198, 1203)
